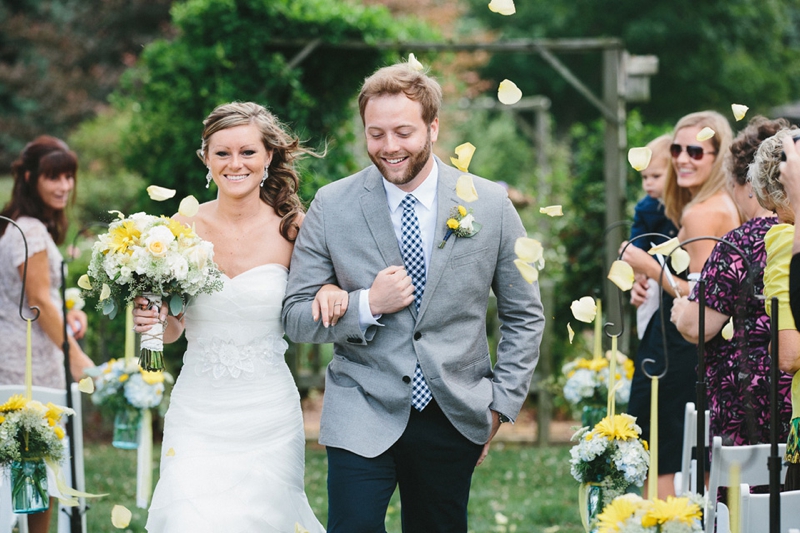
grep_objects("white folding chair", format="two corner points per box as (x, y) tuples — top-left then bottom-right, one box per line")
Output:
(677, 402), (710, 496)
(739, 483), (800, 533)
(0, 384), (87, 533)
(706, 436), (787, 533)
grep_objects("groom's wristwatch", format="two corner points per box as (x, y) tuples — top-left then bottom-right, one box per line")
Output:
(497, 413), (511, 424)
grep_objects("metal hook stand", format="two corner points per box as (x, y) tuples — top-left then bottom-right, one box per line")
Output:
(1, 215), (41, 322)
(768, 297), (781, 533)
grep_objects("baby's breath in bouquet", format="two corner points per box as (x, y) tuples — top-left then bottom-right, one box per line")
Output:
(596, 493), (705, 533)
(570, 413), (649, 530)
(80, 206), (223, 371)
(562, 350), (634, 426)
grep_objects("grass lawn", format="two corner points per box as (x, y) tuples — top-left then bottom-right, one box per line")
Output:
(58, 442), (583, 533)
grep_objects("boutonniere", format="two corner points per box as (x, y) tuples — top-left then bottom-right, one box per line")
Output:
(438, 205), (482, 248)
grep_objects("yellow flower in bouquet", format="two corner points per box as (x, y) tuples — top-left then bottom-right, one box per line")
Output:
(0, 394), (27, 412)
(597, 494), (642, 533)
(593, 414), (640, 441)
(641, 496), (701, 527)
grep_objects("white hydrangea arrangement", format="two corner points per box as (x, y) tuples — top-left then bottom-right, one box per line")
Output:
(570, 414), (650, 508)
(596, 493), (705, 533)
(562, 350), (634, 411)
(89, 358), (173, 413)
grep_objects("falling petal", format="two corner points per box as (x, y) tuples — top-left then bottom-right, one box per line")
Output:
(111, 505), (132, 528)
(514, 259), (539, 283)
(731, 104), (749, 122)
(497, 79), (522, 105)
(77, 274), (93, 290)
(721, 317), (734, 340)
(77, 377), (94, 394)
(495, 512), (509, 525)
(108, 210), (125, 220)
(295, 524), (311, 533)
(515, 237), (543, 263)
(450, 142), (476, 172)
(647, 237), (680, 256)
(627, 147), (653, 171)
(488, 0), (516, 15)
(456, 174), (479, 202)
(146, 185), (176, 202)
(539, 205), (563, 217)
(567, 322), (575, 344)
(166, 447), (175, 457)
(670, 247), (691, 274)
(696, 127), (715, 141)
(178, 195), (200, 217)
(99, 284), (111, 301)
(571, 296), (597, 323)
(608, 260), (635, 291)
(407, 53), (424, 72)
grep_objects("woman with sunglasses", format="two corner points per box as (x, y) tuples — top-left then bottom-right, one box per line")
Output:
(621, 110), (741, 498)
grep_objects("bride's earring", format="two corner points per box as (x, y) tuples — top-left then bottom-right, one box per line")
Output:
(206, 169), (213, 189)
(261, 167), (269, 187)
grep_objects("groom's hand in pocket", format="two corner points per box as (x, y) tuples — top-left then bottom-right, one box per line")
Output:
(477, 410), (502, 466)
(369, 265), (414, 315)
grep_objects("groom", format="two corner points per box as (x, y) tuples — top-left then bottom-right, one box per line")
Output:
(283, 62), (545, 532)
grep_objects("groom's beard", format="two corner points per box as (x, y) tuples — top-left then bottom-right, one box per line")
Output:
(369, 130), (432, 187)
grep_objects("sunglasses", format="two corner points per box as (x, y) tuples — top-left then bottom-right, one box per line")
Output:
(670, 143), (716, 161)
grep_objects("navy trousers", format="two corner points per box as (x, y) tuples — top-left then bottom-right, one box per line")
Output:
(326, 400), (484, 533)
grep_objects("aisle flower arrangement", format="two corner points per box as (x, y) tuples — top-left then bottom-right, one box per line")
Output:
(596, 493), (705, 533)
(562, 350), (635, 424)
(90, 358), (173, 413)
(570, 414), (650, 509)
(80, 209), (223, 370)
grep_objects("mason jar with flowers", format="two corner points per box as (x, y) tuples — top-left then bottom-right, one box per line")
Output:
(0, 394), (74, 513)
(88, 358), (173, 449)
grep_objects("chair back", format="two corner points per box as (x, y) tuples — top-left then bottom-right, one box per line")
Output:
(678, 402), (710, 495)
(739, 483), (800, 533)
(706, 436), (787, 533)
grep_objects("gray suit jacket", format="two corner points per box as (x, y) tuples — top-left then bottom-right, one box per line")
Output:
(282, 157), (545, 457)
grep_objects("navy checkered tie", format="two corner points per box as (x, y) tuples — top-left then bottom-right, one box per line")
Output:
(401, 194), (432, 411)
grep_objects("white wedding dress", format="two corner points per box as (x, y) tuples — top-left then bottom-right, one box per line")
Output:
(146, 264), (325, 532)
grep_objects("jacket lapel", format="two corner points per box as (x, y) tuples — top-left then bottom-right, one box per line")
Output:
(360, 168), (404, 269)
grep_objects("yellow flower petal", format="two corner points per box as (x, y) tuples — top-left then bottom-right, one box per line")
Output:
(627, 147), (653, 171)
(77, 274), (93, 290)
(731, 103), (749, 122)
(567, 322), (575, 344)
(54, 426), (65, 439)
(647, 237), (680, 257)
(108, 210), (125, 220)
(295, 524), (311, 533)
(515, 237), (543, 263)
(608, 260), (635, 291)
(514, 259), (540, 283)
(166, 447), (175, 457)
(571, 296), (597, 323)
(721, 317), (734, 340)
(670, 247), (690, 274)
(147, 185), (176, 202)
(488, 0), (515, 15)
(111, 504), (132, 528)
(497, 79), (522, 105)
(99, 283), (111, 301)
(178, 195), (200, 218)
(78, 377), (94, 394)
(407, 53), (424, 72)
(450, 142), (476, 173)
(696, 127), (715, 141)
(455, 174), (479, 203)
(539, 205), (563, 217)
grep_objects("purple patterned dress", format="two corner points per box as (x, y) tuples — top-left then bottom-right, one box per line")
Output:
(689, 216), (793, 446)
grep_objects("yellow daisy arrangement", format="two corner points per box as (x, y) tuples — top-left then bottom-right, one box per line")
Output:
(0, 394), (74, 465)
(562, 350), (635, 414)
(597, 493), (704, 533)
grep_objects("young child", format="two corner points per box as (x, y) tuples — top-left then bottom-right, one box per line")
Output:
(629, 134), (678, 338)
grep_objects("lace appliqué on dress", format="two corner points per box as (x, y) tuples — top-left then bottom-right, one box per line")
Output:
(194, 334), (288, 383)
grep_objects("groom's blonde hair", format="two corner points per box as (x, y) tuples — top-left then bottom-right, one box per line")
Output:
(358, 63), (443, 126)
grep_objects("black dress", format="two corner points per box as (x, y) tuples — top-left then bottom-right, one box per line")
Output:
(627, 290), (697, 475)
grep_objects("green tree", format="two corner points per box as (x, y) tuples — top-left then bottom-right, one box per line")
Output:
(464, 0), (800, 126)
(116, 0), (434, 214)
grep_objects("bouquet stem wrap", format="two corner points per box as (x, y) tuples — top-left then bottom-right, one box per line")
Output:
(139, 293), (165, 371)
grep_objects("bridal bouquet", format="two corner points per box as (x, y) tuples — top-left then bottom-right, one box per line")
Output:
(570, 414), (649, 509)
(597, 493), (705, 533)
(562, 350), (634, 416)
(80, 211), (223, 370)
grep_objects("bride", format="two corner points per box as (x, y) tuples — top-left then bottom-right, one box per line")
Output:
(133, 102), (341, 532)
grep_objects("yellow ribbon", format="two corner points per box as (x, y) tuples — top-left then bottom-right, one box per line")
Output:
(44, 457), (107, 506)
(136, 409), (153, 508)
(593, 299), (603, 359)
(125, 303), (135, 367)
(607, 336), (618, 416)
(648, 376), (659, 499)
(729, 462), (740, 533)
(26, 318), (33, 401)
(578, 482), (602, 532)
